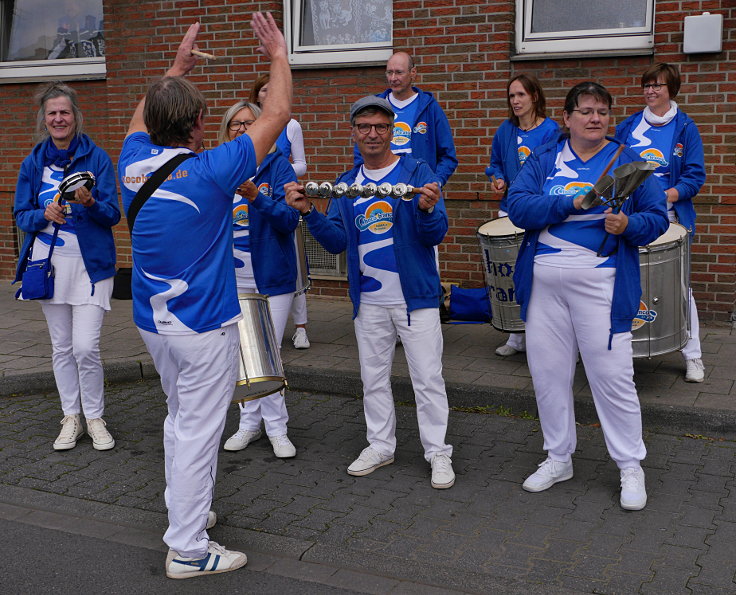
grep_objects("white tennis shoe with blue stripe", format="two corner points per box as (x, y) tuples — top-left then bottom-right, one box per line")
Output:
(166, 541), (247, 579)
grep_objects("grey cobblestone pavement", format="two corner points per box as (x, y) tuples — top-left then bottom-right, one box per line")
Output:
(1, 284), (736, 591)
(2, 379), (736, 593)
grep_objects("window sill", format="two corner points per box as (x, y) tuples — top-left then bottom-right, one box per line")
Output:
(0, 59), (106, 84)
(511, 48), (654, 62)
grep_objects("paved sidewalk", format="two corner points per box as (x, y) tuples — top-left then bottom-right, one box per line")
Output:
(0, 284), (734, 436)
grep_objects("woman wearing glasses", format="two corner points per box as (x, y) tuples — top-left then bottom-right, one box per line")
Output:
(615, 63), (706, 383)
(486, 73), (559, 358)
(217, 101), (300, 459)
(507, 82), (668, 510)
(14, 81), (120, 452)
(250, 74), (312, 350)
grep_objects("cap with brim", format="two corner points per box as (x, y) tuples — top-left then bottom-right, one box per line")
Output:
(350, 96), (395, 120)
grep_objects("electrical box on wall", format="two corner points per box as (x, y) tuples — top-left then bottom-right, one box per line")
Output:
(683, 12), (723, 54)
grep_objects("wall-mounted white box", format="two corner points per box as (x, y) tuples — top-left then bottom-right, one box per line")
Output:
(683, 12), (723, 54)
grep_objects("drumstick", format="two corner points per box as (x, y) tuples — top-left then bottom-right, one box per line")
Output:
(191, 49), (217, 60)
(580, 143), (626, 209)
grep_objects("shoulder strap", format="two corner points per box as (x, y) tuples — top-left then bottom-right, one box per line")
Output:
(127, 152), (194, 234)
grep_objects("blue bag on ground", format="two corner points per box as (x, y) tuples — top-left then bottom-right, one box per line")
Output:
(448, 285), (492, 323)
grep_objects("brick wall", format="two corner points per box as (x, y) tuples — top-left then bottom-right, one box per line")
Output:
(0, 0), (733, 322)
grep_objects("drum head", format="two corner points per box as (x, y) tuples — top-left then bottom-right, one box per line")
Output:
(647, 223), (687, 247)
(59, 171), (96, 200)
(477, 217), (525, 238)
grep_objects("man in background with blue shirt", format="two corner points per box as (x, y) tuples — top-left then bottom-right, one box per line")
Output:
(354, 52), (458, 187)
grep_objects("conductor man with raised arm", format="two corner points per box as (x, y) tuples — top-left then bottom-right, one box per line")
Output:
(117, 14), (291, 579)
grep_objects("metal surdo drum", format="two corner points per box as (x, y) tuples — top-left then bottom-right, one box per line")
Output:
(233, 294), (287, 402)
(476, 217), (525, 333)
(632, 223), (690, 358)
(294, 218), (311, 296)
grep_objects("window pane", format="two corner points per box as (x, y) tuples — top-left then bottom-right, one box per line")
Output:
(300, 0), (391, 47)
(531, 0), (647, 33)
(5, 0), (104, 62)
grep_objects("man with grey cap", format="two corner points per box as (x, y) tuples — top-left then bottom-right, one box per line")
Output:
(285, 95), (455, 489)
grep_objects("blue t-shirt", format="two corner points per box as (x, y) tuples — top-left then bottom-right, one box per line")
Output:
(353, 162), (404, 306)
(118, 132), (257, 334)
(623, 113), (676, 213)
(518, 125), (553, 166)
(388, 94), (419, 156)
(534, 141), (620, 268)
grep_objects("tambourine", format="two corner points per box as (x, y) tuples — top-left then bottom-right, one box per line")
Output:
(58, 171), (96, 201)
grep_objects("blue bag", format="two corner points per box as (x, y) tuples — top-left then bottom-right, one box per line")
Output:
(447, 285), (492, 323)
(14, 224), (60, 301)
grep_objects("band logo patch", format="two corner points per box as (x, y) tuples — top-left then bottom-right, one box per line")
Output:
(355, 201), (393, 234)
(549, 181), (592, 196)
(673, 143), (684, 158)
(392, 122), (412, 146)
(233, 204), (249, 226)
(413, 121), (428, 134)
(640, 148), (668, 167)
(518, 146), (531, 164)
(258, 182), (272, 198)
(631, 300), (657, 330)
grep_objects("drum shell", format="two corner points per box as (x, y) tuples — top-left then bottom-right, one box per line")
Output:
(476, 218), (525, 332)
(233, 293), (287, 402)
(294, 220), (311, 296)
(632, 224), (690, 358)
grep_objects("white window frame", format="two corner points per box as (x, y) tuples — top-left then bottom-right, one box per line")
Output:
(284, 0), (393, 67)
(0, 0), (105, 83)
(515, 0), (655, 57)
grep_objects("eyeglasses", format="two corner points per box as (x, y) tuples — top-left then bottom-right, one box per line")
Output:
(386, 70), (407, 77)
(571, 108), (610, 117)
(354, 123), (392, 135)
(228, 120), (255, 131)
(643, 83), (667, 91)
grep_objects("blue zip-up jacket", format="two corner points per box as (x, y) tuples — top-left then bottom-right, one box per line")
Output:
(304, 154), (446, 319)
(485, 117), (559, 213)
(353, 87), (458, 186)
(13, 134), (120, 286)
(507, 135), (669, 338)
(615, 109), (705, 237)
(240, 149), (300, 295)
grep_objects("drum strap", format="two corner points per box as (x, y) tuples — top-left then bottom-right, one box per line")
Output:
(127, 152), (194, 234)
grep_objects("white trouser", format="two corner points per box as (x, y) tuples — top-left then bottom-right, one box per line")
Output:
(140, 325), (240, 558)
(526, 265), (645, 469)
(682, 288), (701, 360)
(354, 304), (452, 462)
(291, 291), (308, 326)
(237, 288), (293, 436)
(41, 303), (106, 419)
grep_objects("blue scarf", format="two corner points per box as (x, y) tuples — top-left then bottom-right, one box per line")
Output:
(43, 135), (80, 168)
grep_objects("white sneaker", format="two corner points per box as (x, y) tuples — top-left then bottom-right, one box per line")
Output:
(347, 446), (394, 476)
(86, 418), (115, 451)
(53, 414), (84, 450)
(685, 358), (705, 383)
(292, 328), (310, 349)
(206, 511), (216, 530)
(620, 467), (647, 511)
(223, 429), (262, 451)
(166, 541), (247, 579)
(269, 434), (296, 458)
(495, 343), (520, 357)
(522, 457), (573, 492)
(430, 454), (455, 489)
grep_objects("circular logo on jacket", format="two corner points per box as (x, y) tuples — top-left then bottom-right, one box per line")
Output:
(413, 121), (427, 134)
(392, 122), (412, 146)
(355, 201), (394, 234)
(639, 148), (668, 168)
(673, 143), (684, 158)
(518, 145), (531, 164)
(631, 300), (657, 330)
(258, 182), (272, 198)
(233, 204), (249, 226)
